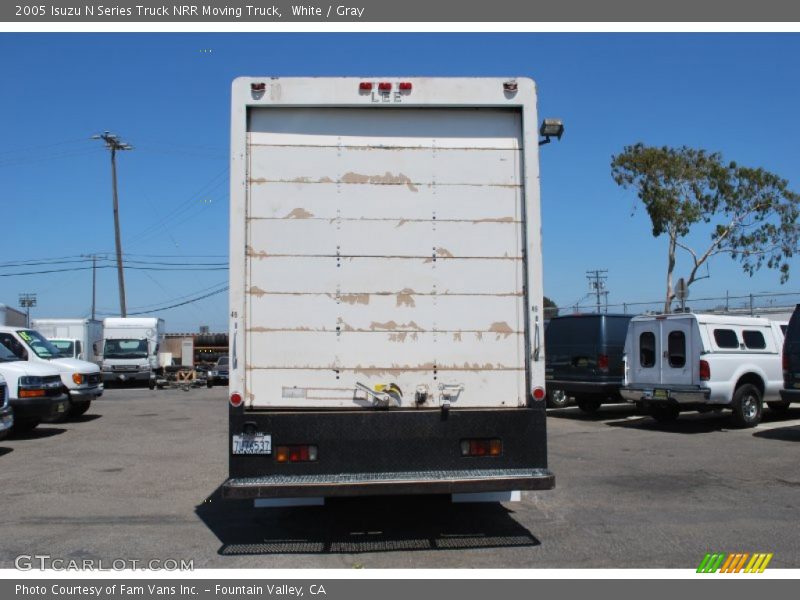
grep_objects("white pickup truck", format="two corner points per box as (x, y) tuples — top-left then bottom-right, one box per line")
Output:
(0, 326), (102, 418)
(620, 313), (785, 427)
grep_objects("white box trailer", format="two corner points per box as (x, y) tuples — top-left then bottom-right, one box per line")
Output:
(31, 318), (103, 364)
(223, 77), (554, 502)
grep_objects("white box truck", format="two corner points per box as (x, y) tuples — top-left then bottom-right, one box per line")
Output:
(101, 317), (165, 388)
(0, 304), (27, 327)
(223, 77), (554, 503)
(31, 318), (103, 365)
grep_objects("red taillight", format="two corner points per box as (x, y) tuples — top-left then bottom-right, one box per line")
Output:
(699, 360), (711, 381)
(275, 445), (318, 463)
(532, 387), (546, 401)
(461, 439), (502, 457)
(229, 392), (243, 407)
(597, 354), (609, 372)
(378, 82), (392, 92)
(398, 82), (412, 91)
(783, 351), (789, 373)
(359, 81), (373, 91)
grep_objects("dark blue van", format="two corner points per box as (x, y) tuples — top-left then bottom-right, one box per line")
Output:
(545, 314), (633, 412)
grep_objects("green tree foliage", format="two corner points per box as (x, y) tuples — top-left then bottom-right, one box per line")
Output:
(611, 144), (799, 312)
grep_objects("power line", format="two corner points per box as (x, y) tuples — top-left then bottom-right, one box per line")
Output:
(126, 286), (228, 316)
(0, 265), (228, 277)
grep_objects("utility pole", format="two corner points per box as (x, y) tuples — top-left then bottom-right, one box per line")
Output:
(586, 269), (609, 314)
(93, 132), (132, 317)
(91, 254), (97, 320)
(19, 293), (37, 327)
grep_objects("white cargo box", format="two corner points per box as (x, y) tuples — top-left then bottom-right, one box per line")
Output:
(230, 78), (545, 410)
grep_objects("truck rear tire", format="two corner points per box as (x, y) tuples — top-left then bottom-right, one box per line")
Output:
(576, 398), (601, 413)
(767, 400), (790, 412)
(69, 400), (91, 417)
(731, 384), (763, 427)
(546, 389), (569, 409)
(650, 405), (679, 423)
(12, 418), (40, 433)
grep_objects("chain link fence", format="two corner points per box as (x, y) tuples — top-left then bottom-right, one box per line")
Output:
(548, 290), (800, 320)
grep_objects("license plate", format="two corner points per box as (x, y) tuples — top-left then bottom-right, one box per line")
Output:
(232, 434), (272, 455)
(653, 389), (668, 400)
(56, 402), (66, 413)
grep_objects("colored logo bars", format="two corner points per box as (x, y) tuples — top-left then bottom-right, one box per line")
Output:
(697, 552), (773, 573)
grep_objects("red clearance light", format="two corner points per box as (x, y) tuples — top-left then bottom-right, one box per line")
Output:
(229, 392), (243, 407)
(251, 82), (266, 92)
(398, 82), (412, 91)
(532, 387), (546, 401)
(359, 81), (373, 91)
(461, 439), (502, 457)
(378, 82), (392, 92)
(275, 445), (318, 463)
(598, 354), (609, 372)
(699, 360), (711, 381)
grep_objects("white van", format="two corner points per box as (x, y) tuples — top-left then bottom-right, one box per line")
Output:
(0, 343), (68, 431)
(0, 373), (13, 439)
(620, 313), (785, 427)
(0, 326), (103, 418)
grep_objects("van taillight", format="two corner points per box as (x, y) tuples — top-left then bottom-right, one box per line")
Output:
(699, 360), (710, 381)
(230, 392), (243, 407)
(597, 354), (609, 372)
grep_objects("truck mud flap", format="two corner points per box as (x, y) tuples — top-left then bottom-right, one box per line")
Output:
(223, 468), (554, 499)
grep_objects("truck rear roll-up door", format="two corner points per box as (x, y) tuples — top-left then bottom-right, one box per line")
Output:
(245, 108), (527, 409)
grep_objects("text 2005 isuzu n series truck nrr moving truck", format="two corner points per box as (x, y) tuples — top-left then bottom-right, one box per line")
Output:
(222, 77), (555, 505)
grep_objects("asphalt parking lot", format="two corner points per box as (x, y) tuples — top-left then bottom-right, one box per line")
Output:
(1, 387), (799, 569)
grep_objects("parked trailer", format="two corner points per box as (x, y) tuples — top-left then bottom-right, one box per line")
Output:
(223, 77), (554, 504)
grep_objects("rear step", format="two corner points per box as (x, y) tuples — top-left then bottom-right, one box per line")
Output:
(223, 468), (554, 499)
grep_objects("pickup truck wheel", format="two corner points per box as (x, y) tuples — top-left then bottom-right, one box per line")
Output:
(577, 398), (601, 413)
(731, 384), (763, 428)
(207, 378), (214, 389)
(546, 389), (569, 409)
(12, 418), (40, 432)
(69, 400), (91, 417)
(148, 379), (156, 390)
(766, 400), (791, 412)
(650, 405), (679, 423)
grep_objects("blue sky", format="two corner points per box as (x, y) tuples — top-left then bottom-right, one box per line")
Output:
(1, 33), (799, 331)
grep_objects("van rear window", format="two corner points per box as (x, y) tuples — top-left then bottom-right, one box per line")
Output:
(640, 332), (656, 368)
(742, 330), (766, 350)
(713, 329), (739, 349)
(667, 331), (686, 367)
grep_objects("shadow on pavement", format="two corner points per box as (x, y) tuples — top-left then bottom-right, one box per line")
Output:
(546, 404), (639, 422)
(753, 426), (800, 443)
(0, 447), (13, 458)
(196, 487), (540, 555)
(69, 414), (103, 423)
(10, 426), (67, 440)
